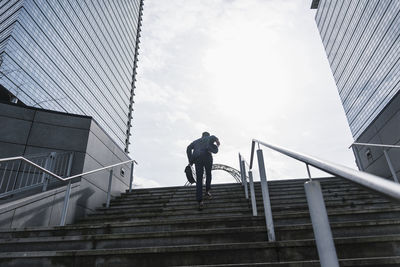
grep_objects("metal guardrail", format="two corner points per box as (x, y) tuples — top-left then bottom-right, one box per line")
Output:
(239, 139), (400, 267)
(351, 142), (400, 149)
(0, 152), (73, 198)
(350, 142), (399, 183)
(0, 154), (138, 226)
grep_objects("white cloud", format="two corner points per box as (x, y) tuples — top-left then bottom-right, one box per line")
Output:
(131, 0), (356, 188)
(132, 175), (161, 188)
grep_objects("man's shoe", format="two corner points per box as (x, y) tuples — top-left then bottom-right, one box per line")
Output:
(206, 191), (212, 199)
(198, 201), (204, 211)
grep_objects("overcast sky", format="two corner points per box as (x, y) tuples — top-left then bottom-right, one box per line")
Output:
(130, 0), (357, 188)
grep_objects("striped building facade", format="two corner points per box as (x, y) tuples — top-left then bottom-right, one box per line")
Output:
(312, 0), (400, 179)
(0, 0), (144, 152)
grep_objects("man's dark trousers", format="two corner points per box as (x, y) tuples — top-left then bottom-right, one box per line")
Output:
(194, 152), (213, 202)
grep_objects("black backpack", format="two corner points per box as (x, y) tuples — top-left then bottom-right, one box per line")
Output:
(184, 165), (196, 184)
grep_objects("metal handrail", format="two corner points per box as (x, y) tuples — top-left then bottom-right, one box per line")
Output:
(243, 138), (400, 266)
(0, 155), (138, 226)
(249, 139), (400, 199)
(0, 156), (138, 182)
(239, 153), (251, 168)
(350, 142), (400, 149)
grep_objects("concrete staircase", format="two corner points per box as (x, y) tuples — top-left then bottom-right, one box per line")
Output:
(1, 177), (400, 266)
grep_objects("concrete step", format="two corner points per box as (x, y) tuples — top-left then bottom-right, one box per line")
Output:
(178, 256), (400, 266)
(0, 226), (268, 252)
(123, 182), (360, 198)
(2, 177), (399, 266)
(113, 189), (380, 207)
(122, 179), (360, 195)
(4, 217), (400, 252)
(83, 205), (254, 222)
(276, 219), (400, 241)
(79, 204), (400, 226)
(107, 192), (386, 214)
(124, 177), (345, 194)
(0, 215), (266, 239)
(91, 196), (399, 218)
(0, 235), (399, 266)
(0, 216), (265, 238)
(97, 197), (396, 218)
(120, 186), (366, 201)
(0, 217), (400, 247)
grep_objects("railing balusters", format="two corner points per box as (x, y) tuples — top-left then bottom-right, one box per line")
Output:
(11, 160), (22, 191)
(32, 160), (40, 185)
(54, 155), (61, 177)
(18, 161), (27, 189)
(5, 161), (15, 191)
(0, 163), (8, 190)
(60, 154), (67, 177)
(24, 163), (32, 187)
(0, 154), (135, 217)
(66, 153), (74, 177)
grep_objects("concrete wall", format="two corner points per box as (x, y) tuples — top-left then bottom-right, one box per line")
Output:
(75, 120), (132, 219)
(0, 182), (81, 228)
(353, 91), (400, 182)
(0, 102), (132, 228)
(0, 102), (90, 176)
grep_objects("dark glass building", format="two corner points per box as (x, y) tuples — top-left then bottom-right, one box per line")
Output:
(0, 0), (144, 152)
(312, 0), (400, 179)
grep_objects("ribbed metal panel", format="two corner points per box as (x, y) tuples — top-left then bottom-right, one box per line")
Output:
(0, 0), (143, 150)
(315, 0), (400, 139)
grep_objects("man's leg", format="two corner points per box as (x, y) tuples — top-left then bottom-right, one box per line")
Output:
(204, 154), (213, 193)
(195, 160), (204, 202)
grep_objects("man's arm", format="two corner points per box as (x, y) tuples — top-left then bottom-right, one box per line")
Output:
(186, 142), (194, 165)
(211, 135), (220, 147)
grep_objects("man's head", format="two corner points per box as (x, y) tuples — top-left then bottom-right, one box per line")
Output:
(202, 132), (210, 137)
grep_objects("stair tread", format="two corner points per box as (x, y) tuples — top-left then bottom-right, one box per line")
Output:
(177, 256), (400, 266)
(1, 234), (400, 257)
(2, 177), (400, 266)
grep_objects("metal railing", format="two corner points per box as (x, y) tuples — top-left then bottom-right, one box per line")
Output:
(350, 142), (399, 183)
(239, 139), (400, 267)
(0, 152), (74, 198)
(0, 154), (138, 226)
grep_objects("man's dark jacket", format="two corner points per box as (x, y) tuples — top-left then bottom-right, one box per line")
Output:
(186, 135), (219, 164)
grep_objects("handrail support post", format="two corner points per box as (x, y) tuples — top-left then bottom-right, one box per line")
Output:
(106, 169), (113, 208)
(248, 170), (257, 216)
(65, 153), (74, 177)
(60, 180), (72, 226)
(304, 180), (339, 267)
(42, 153), (55, 192)
(256, 148), (275, 241)
(383, 150), (399, 184)
(129, 161), (135, 192)
(238, 154), (249, 199)
(238, 154), (244, 186)
(240, 160), (249, 199)
(306, 163), (312, 180)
